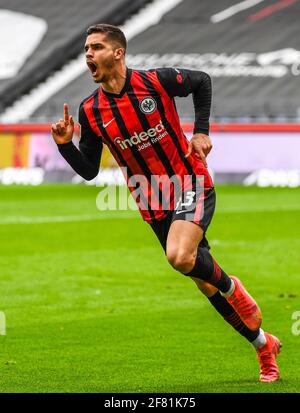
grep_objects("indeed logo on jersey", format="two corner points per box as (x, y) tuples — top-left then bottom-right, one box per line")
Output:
(114, 120), (168, 151)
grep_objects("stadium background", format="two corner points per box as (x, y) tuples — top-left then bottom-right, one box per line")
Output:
(0, 0), (299, 393)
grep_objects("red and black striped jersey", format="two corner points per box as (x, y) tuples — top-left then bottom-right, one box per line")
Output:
(58, 67), (214, 223)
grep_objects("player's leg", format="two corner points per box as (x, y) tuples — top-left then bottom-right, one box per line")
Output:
(166, 186), (231, 292)
(167, 187), (262, 332)
(150, 212), (280, 382)
(166, 220), (280, 381)
(166, 219), (262, 331)
(151, 214), (261, 343)
(166, 219), (232, 292)
(192, 277), (263, 346)
(191, 277), (217, 297)
(198, 274), (282, 382)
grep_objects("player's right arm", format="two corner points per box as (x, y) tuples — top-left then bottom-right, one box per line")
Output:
(51, 103), (103, 180)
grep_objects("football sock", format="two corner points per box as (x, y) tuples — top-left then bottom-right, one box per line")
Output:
(251, 329), (267, 349)
(208, 291), (260, 343)
(185, 247), (232, 293)
(220, 280), (235, 297)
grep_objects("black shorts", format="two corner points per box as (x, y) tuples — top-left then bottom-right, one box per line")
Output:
(150, 187), (216, 252)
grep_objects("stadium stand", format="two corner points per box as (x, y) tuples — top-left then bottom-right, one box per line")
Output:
(0, 0), (151, 114)
(1, 0), (300, 123)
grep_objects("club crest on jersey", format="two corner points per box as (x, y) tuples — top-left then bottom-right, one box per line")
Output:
(139, 97), (157, 114)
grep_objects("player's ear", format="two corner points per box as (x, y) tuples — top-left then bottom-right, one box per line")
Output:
(114, 47), (125, 60)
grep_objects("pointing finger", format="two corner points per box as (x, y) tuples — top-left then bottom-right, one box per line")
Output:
(64, 103), (69, 123)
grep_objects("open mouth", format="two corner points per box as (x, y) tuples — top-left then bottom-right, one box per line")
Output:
(87, 61), (98, 76)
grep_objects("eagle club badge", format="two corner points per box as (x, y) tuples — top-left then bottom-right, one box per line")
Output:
(139, 97), (157, 114)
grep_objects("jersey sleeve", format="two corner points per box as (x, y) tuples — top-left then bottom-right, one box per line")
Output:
(57, 102), (103, 180)
(156, 67), (212, 135)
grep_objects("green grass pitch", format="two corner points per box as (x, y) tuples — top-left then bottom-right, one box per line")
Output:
(0, 184), (299, 393)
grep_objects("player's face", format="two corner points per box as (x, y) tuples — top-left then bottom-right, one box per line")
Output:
(85, 33), (122, 83)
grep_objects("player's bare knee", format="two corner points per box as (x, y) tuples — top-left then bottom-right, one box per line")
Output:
(166, 249), (196, 273)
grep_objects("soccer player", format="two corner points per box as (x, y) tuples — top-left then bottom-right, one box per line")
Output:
(51, 24), (281, 382)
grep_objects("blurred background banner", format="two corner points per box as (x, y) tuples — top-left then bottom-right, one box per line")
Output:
(1, 123), (299, 186)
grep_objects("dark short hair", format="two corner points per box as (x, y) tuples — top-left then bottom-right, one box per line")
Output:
(86, 24), (127, 52)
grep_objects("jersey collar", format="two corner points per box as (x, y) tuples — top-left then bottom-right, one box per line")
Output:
(101, 67), (132, 98)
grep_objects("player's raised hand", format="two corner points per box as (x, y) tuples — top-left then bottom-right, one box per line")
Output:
(51, 103), (74, 145)
(185, 133), (212, 168)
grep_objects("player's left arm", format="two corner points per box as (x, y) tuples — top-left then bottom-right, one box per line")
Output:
(156, 68), (212, 167)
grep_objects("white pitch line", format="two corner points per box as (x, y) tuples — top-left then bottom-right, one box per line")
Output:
(210, 0), (265, 23)
(0, 204), (299, 225)
(0, 213), (139, 225)
(211, 238), (300, 246)
(218, 204), (300, 213)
